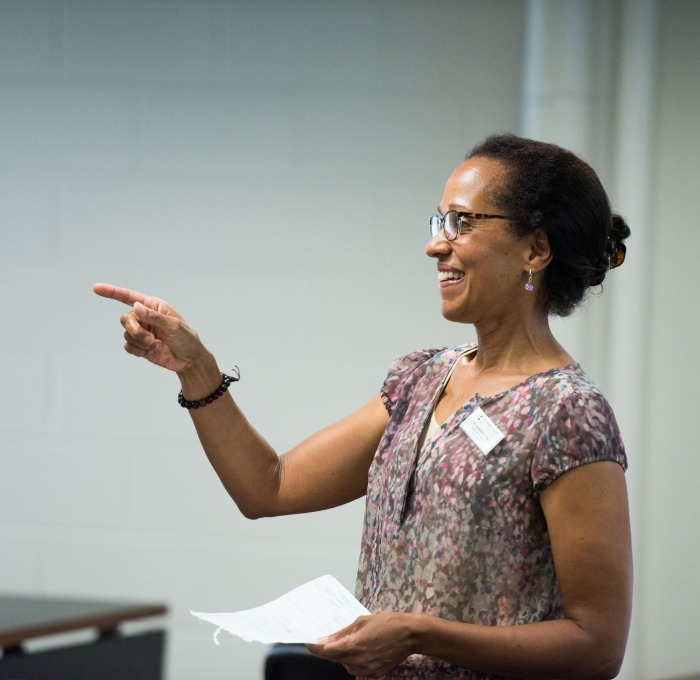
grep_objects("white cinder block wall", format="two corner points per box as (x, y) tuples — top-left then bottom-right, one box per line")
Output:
(0, 2), (523, 678)
(3, 2), (700, 679)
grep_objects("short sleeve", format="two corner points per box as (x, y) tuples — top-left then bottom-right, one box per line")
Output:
(380, 348), (443, 414)
(531, 388), (627, 496)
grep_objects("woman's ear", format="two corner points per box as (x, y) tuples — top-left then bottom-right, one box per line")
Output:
(526, 228), (552, 272)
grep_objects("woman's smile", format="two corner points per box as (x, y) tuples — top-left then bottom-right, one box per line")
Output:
(438, 265), (465, 287)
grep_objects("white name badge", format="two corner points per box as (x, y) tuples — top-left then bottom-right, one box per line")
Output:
(459, 406), (505, 455)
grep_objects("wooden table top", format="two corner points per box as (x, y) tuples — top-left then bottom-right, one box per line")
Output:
(0, 594), (167, 649)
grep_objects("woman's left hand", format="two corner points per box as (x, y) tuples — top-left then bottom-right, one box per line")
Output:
(307, 612), (419, 678)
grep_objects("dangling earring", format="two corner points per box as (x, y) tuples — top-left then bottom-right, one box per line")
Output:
(524, 268), (533, 292)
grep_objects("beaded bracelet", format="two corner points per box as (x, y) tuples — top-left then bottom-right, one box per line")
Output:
(177, 367), (240, 409)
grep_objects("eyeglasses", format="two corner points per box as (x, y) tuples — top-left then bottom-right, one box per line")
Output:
(429, 210), (511, 240)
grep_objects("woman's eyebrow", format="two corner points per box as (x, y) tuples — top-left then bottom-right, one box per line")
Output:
(441, 204), (473, 213)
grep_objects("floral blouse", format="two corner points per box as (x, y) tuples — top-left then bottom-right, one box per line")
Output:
(355, 345), (627, 679)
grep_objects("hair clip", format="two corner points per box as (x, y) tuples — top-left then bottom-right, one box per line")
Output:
(607, 239), (626, 269)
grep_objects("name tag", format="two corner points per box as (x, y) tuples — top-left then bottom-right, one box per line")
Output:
(459, 406), (505, 455)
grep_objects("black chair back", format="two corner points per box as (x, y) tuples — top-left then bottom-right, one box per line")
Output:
(264, 643), (354, 680)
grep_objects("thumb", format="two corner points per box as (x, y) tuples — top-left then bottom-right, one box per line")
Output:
(133, 301), (180, 336)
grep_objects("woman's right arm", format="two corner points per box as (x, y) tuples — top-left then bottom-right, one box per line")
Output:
(185, 367), (388, 518)
(93, 283), (389, 519)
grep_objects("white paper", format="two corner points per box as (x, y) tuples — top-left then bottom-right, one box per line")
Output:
(190, 574), (370, 645)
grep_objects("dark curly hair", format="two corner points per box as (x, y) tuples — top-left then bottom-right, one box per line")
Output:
(466, 133), (630, 317)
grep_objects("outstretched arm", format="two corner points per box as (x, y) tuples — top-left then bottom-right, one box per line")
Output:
(93, 283), (388, 518)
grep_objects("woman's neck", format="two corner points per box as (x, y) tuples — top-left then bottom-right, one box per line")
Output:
(468, 313), (573, 375)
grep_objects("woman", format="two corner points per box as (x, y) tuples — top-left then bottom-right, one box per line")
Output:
(94, 133), (632, 680)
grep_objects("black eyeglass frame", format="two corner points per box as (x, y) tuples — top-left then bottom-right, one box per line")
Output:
(429, 209), (512, 241)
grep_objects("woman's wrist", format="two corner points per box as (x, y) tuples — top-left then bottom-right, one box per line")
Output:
(176, 351), (223, 401)
(406, 613), (432, 656)
(178, 371), (239, 410)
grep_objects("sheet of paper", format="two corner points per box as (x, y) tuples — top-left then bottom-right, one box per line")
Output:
(190, 574), (370, 645)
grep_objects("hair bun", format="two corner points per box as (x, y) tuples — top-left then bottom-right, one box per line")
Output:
(611, 213), (631, 242)
(590, 213), (630, 285)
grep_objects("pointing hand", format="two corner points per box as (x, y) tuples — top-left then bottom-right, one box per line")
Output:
(93, 283), (206, 374)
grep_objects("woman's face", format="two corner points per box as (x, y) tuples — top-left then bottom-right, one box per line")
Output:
(426, 156), (533, 326)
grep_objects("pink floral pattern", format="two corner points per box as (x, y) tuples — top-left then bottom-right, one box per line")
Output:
(355, 345), (627, 679)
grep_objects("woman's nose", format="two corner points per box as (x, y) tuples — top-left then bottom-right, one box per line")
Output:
(425, 230), (451, 258)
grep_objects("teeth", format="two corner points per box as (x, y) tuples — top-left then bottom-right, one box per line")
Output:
(438, 271), (464, 281)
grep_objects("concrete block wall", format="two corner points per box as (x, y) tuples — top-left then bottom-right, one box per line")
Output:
(0, 2), (523, 678)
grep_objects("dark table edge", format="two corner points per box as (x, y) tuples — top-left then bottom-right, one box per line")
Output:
(0, 603), (168, 649)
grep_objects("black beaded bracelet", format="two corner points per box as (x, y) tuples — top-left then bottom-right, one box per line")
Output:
(178, 367), (240, 410)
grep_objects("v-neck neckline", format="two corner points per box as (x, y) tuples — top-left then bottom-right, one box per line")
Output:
(432, 345), (580, 428)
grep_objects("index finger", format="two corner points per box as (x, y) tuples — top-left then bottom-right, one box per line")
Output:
(93, 282), (151, 307)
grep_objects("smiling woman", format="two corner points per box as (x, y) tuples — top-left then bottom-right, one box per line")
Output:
(95, 133), (632, 680)
(426, 155), (537, 327)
